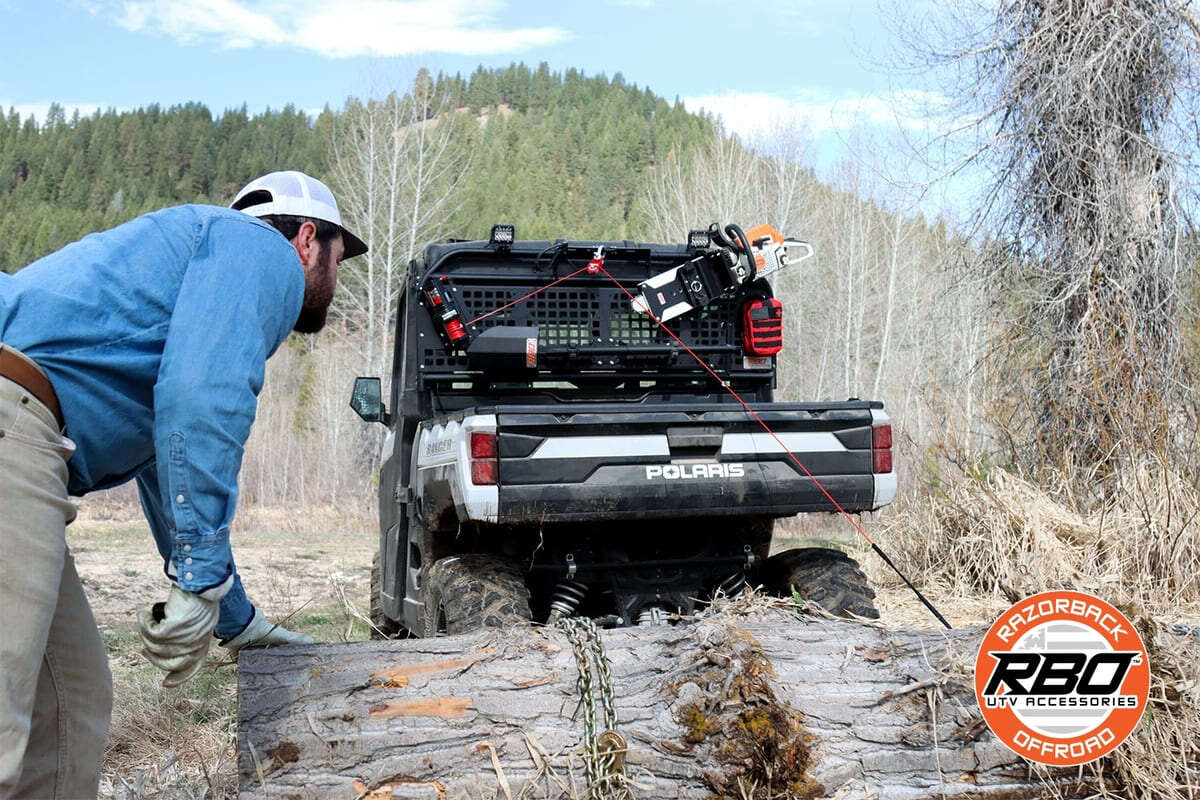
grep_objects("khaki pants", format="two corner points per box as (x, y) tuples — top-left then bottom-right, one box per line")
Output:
(0, 370), (111, 799)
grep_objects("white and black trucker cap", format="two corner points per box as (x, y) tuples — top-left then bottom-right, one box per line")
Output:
(231, 170), (367, 259)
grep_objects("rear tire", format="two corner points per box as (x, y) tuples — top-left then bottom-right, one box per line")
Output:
(370, 552), (403, 640)
(764, 547), (879, 619)
(421, 554), (533, 637)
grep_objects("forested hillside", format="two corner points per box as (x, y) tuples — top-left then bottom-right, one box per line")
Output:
(0, 63), (712, 273)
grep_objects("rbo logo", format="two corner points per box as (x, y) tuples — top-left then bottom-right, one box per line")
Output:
(974, 590), (1149, 766)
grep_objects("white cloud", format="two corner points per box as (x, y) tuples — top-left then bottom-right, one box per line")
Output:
(113, 0), (570, 58)
(682, 89), (957, 142)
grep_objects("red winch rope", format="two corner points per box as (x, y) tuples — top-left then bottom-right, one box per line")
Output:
(465, 265), (592, 327)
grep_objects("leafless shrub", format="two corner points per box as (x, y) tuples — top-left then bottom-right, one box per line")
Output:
(898, 0), (1200, 498)
(239, 331), (375, 510)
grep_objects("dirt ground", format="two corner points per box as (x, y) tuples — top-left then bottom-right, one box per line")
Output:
(71, 504), (377, 635)
(70, 501), (989, 799)
(67, 500), (376, 799)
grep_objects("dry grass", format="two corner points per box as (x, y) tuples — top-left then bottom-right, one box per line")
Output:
(874, 461), (1200, 798)
(1104, 627), (1200, 799)
(876, 462), (1200, 619)
(99, 657), (238, 800)
(96, 571), (376, 800)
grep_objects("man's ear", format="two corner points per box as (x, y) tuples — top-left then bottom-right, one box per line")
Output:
(291, 220), (318, 267)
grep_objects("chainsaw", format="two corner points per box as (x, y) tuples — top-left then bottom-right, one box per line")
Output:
(630, 223), (813, 322)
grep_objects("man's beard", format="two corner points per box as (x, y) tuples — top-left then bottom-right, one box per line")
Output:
(294, 240), (336, 334)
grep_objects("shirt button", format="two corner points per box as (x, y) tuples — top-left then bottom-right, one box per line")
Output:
(176, 494), (185, 504)
(184, 557), (193, 566)
(182, 544), (192, 553)
(184, 572), (194, 581)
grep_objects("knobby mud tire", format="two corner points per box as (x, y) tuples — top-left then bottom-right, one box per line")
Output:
(421, 554), (533, 637)
(369, 552), (403, 640)
(764, 547), (880, 619)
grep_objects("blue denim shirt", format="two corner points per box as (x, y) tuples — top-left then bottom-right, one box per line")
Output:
(0, 205), (304, 611)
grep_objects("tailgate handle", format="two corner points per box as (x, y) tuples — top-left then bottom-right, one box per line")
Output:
(667, 425), (723, 453)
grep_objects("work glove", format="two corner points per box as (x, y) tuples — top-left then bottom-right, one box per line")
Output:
(220, 607), (314, 655)
(138, 573), (234, 688)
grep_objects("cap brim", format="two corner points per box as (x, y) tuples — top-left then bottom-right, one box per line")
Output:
(341, 227), (368, 259)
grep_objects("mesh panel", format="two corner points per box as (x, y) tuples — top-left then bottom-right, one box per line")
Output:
(274, 172), (304, 196)
(426, 279), (739, 372)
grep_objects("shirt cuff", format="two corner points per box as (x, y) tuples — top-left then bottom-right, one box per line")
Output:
(171, 527), (233, 593)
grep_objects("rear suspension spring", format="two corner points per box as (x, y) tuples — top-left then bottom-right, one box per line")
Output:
(549, 580), (589, 619)
(716, 570), (747, 598)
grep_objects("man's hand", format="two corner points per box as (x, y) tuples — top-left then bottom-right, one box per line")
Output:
(138, 575), (233, 687)
(220, 607), (314, 655)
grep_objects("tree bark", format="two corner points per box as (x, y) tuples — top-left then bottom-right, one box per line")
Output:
(237, 609), (1090, 799)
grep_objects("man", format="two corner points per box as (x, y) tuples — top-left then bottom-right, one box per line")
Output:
(0, 170), (367, 797)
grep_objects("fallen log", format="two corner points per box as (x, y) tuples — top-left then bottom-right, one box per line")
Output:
(237, 607), (1089, 799)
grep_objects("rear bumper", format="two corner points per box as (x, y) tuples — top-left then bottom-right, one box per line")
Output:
(495, 462), (880, 523)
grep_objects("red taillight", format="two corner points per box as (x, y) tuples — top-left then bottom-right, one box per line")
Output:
(742, 297), (783, 356)
(470, 432), (497, 459)
(872, 423), (893, 474)
(471, 459), (498, 485)
(470, 432), (498, 485)
(872, 424), (892, 450)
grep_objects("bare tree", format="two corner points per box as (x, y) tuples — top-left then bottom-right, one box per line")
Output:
(639, 125), (986, 466)
(898, 0), (1200, 495)
(641, 127), (772, 242)
(328, 70), (474, 380)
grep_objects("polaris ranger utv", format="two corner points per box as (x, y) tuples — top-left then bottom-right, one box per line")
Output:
(351, 224), (895, 637)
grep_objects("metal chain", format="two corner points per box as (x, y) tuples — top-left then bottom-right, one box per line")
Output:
(554, 616), (629, 799)
(556, 616), (602, 795)
(578, 617), (618, 729)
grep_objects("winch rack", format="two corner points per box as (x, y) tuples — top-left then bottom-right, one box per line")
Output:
(410, 241), (776, 390)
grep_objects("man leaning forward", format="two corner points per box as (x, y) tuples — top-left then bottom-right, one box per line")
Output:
(0, 170), (367, 798)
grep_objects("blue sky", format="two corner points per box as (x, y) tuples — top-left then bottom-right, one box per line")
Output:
(1, 0), (969, 209)
(1, 2), (944, 134)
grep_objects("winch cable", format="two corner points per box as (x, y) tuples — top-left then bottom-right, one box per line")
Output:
(455, 246), (952, 629)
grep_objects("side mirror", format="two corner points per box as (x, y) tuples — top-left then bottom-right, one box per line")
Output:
(350, 377), (390, 425)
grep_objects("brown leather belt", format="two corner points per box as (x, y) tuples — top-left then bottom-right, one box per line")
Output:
(0, 344), (65, 431)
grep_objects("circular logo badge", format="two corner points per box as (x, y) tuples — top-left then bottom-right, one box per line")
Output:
(974, 590), (1149, 766)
